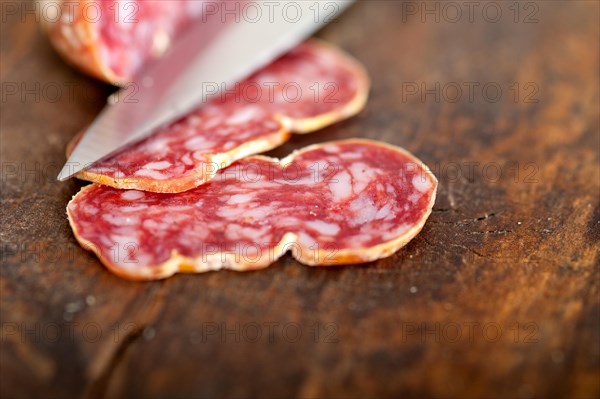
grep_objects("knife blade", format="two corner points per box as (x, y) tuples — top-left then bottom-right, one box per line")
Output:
(57, 0), (355, 181)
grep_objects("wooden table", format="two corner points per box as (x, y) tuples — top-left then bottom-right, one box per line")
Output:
(1, 1), (598, 397)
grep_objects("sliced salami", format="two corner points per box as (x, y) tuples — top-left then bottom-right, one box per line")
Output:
(40, 0), (205, 84)
(67, 139), (438, 280)
(67, 40), (369, 193)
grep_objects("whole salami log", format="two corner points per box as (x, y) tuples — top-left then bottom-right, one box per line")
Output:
(67, 40), (369, 193)
(39, 0), (205, 84)
(67, 139), (438, 280)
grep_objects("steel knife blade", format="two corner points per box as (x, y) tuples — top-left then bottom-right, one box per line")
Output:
(57, 0), (355, 181)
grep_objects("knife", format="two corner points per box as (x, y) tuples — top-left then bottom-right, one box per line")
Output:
(57, 0), (355, 181)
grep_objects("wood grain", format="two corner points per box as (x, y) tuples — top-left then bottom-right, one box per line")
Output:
(1, 1), (598, 398)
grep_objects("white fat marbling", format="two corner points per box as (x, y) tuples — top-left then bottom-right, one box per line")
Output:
(305, 220), (341, 236)
(412, 174), (433, 193)
(121, 190), (145, 201)
(329, 171), (352, 202)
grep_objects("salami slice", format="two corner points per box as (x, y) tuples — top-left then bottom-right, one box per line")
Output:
(40, 0), (204, 84)
(67, 40), (369, 193)
(67, 139), (438, 280)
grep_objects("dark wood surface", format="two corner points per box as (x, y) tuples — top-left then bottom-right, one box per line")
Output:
(1, 1), (599, 398)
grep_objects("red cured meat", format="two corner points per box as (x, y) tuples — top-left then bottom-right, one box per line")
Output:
(67, 40), (369, 193)
(40, 0), (205, 84)
(67, 139), (438, 280)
